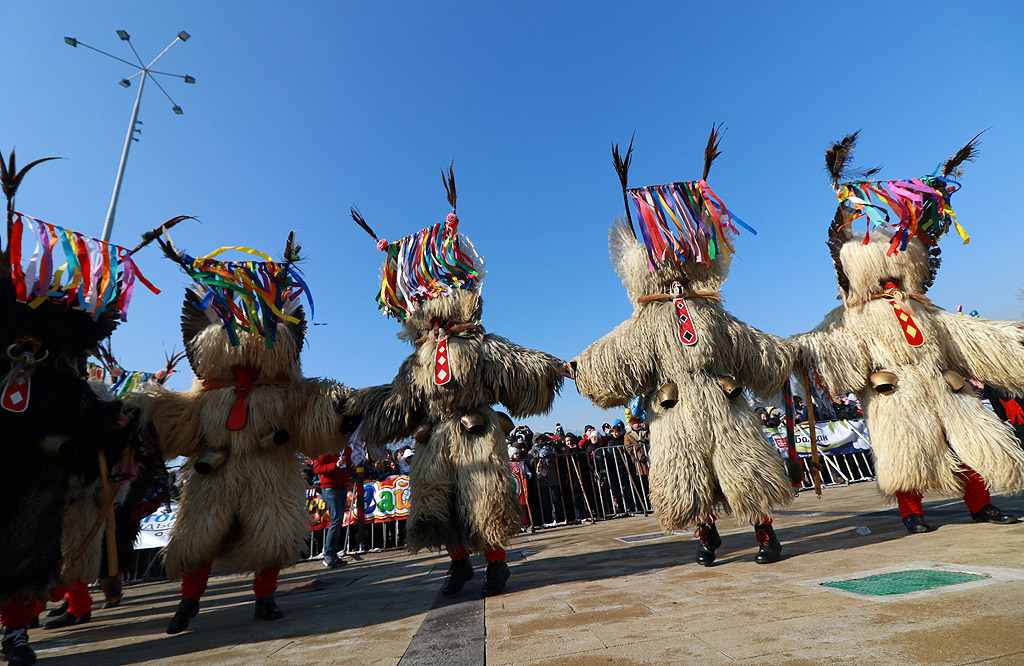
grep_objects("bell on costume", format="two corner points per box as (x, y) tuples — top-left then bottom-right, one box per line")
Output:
(869, 371), (899, 395)
(657, 383), (678, 409)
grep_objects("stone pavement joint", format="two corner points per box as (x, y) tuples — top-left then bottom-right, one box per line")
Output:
(398, 591), (484, 666)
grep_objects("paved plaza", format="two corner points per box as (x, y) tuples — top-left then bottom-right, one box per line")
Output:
(31, 482), (1024, 665)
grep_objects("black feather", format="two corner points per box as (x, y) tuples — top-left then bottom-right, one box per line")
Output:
(350, 206), (378, 242)
(611, 132), (636, 238)
(827, 208), (852, 296)
(702, 123), (725, 181)
(442, 160), (457, 212)
(131, 215), (195, 255)
(282, 230), (304, 266)
(825, 131), (861, 188)
(941, 129), (987, 178)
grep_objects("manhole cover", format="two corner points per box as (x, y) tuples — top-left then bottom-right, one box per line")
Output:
(821, 569), (988, 596)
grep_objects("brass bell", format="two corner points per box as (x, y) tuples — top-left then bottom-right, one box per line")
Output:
(658, 383), (678, 409)
(38, 434), (76, 459)
(460, 411), (487, 435)
(943, 370), (967, 393)
(194, 449), (228, 475)
(495, 412), (515, 437)
(870, 371), (899, 395)
(413, 421), (434, 444)
(258, 430), (290, 450)
(718, 375), (743, 399)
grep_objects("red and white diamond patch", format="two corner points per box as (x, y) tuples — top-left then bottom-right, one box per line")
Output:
(1, 368), (31, 413)
(434, 336), (452, 385)
(674, 298), (698, 346)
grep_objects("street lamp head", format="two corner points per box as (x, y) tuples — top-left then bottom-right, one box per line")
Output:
(116, 29), (130, 41)
(178, 31), (190, 42)
(64, 37), (78, 47)
(183, 75), (195, 84)
(119, 78), (131, 88)
(172, 105), (183, 115)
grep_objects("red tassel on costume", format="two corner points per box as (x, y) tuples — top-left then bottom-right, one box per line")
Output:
(896, 491), (924, 518)
(66, 580), (92, 618)
(434, 335), (452, 385)
(447, 543), (470, 561)
(959, 467), (991, 514)
(226, 365), (260, 430)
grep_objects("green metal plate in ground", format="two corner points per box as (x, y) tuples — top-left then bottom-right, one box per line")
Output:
(821, 569), (988, 596)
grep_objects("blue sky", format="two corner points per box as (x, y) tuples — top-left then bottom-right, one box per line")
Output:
(3, 2), (1022, 433)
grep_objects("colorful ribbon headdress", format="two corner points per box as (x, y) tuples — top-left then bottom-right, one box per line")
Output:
(159, 231), (313, 348)
(351, 162), (483, 321)
(612, 124), (755, 272)
(827, 131), (982, 257)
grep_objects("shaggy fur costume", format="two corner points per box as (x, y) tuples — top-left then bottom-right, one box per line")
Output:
(0, 280), (125, 603)
(796, 233), (1024, 498)
(130, 288), (357, 579)
(572, 222), (795, 530)
(353, 289), (565, 553)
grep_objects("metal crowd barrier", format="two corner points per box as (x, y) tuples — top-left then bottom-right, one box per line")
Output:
(517, 443), (652, 530)
(795, 450), (876, 491)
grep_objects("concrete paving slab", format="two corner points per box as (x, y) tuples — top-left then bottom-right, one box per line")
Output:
(23, 482), (1024, 665)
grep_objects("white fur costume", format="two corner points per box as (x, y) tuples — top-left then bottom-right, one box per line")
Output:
(796, 137), (1024, 499)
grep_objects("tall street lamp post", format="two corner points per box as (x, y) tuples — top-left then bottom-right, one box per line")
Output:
(65, 30), (195, 242)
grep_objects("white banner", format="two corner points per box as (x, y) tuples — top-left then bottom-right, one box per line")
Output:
(765, 419), (872, 458)
(134, 502), (178, 550)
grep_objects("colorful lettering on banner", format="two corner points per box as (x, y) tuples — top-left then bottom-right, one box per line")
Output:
(434, 335), (452, 385)
(338, 475), (412, 526)
(883, 282), (924, 347)
(305, 486), (331, 531)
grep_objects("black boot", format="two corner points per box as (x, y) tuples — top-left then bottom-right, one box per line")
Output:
(441, 558), (474, 596)
(480, 560), (510, 597)
(970, 504), (1019, 524)
(754, 523), (783, 564)
(1, 627), (36, 666)
(694, 522), (722, 567)
(253, 595), (284, 621)
(166, 598), (200, 635)
(43, 610), (90, 630)
(902, 513), (932, 533)
(45, 600), (68, 617)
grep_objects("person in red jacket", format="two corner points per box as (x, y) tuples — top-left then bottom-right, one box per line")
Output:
(313, 447), (353, 568)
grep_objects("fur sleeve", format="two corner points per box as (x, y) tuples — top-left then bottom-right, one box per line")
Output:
(726, 315), (797, 399)
(347, 359), (422, 445)
(480, 334), (564, 418)
(571, 317), (656, 409)
(793, 306), (869, 395)
(289, 378), (352, 457)
(126, 385), (204, 460)
(934, 310), (1024, 393)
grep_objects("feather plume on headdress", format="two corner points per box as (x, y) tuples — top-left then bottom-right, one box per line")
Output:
(158, 232), (313, 348)
(621, 124), (755, 272)
(351, 164), (484, 321)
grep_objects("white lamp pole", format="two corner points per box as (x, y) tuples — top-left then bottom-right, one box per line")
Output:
(65, 30), (194, 242)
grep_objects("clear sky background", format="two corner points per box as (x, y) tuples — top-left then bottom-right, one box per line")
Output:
(3, 2), (1022, 434)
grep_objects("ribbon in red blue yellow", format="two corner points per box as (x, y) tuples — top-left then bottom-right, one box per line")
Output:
(7, 212), (158, 321)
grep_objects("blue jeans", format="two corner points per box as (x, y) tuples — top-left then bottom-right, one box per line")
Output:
(321, 487), (345, 560)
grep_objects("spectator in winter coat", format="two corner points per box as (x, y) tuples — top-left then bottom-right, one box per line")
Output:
(313, 448), (353, 568)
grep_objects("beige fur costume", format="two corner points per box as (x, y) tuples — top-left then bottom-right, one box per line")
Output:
(573, 220), (794, 530)
(796, 137), (1024, 500)
(355, 289), (565, 552)
(130, 251), (356, 579)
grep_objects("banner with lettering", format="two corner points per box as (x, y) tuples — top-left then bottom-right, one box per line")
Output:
(509, 462), (529, 505)
(134, 503), (178, 550)
(765, 419), (871, 458)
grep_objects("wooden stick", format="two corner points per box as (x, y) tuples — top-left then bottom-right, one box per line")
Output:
(97, 449), (119, 577)
(800, 370), (823, 497)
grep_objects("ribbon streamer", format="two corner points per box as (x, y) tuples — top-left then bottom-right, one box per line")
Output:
(7, 212), (158, 321)
(627, 180), (755, 272)
(836, 176), (967, 254)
